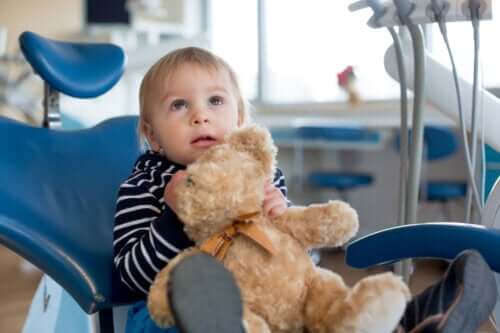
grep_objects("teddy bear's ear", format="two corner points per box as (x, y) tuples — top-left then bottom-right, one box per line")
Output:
(226, 125), (277, 178)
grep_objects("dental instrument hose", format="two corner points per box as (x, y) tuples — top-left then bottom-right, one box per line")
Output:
(388, 27), (409, 229)
(435, 12), (483, 220)
(391, 0), (427, 283)
(404, 22), (426, 228)
(465, 1), (483, 222)
(388, 25), (413, 280)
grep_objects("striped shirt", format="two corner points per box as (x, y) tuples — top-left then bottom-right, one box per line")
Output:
(113, 150), (289, 296)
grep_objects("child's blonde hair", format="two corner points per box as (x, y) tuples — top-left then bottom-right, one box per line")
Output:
(138, 47), (250, 147)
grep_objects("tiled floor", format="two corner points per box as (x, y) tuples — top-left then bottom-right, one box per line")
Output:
(0, 246), (495, 332)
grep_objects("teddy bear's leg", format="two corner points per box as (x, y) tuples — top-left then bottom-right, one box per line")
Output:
(338, 272), (410, 333)
(305, 269), (411, 333)
(303, 267), (350, 333)
(147, 248), (200, 328)
(242, 306), (272, 333)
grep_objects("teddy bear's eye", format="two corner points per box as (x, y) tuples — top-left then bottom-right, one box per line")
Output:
(186, 176), (195, 187)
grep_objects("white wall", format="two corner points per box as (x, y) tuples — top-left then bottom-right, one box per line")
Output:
(0, 0), (83, 52)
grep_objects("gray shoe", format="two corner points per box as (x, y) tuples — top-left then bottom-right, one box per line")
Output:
(401, 249), (497, 333)
(169, 253), (245, 333)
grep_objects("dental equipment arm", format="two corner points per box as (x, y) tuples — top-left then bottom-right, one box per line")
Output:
(350, 0), (491, 27)
(346, 0), (499, 269)
(384, 36), (500, 152)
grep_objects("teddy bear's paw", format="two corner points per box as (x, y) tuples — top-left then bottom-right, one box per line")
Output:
(148, 308), (176, 329)
(321, 200), (359, 245)
(147, 267), (176, 328)
(346, 273), (411, 333)
(243, 308), (272, 333)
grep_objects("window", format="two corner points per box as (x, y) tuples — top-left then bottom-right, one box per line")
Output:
(210, 0), (258, 100)
(209, 0), (399, 104)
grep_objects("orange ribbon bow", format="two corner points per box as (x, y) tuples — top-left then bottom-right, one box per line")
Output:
(200, 212), (276, 261)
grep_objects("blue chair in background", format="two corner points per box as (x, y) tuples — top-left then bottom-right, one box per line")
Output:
(397, 126), (467, 219)
(2, 31), (499, 333)
(290, 125), (380, 264)
(297, 125), (378, 201)
(0, 31), (140, 333)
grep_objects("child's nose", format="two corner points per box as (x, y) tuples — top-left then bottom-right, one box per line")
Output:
(190, 108), (210, 125)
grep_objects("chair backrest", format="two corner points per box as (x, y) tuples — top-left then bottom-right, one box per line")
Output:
(297, 125), (381, 143)
(423, 126), (458, 161)
(395, 125), (458, 161)
(0, 115), (141, 313)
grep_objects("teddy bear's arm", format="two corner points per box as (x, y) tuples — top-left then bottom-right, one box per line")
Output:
(147, 248), (201, 328)
(273, 200), (359, 249)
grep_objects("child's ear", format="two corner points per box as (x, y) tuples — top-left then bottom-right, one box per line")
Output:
(143, 122), (161, 152)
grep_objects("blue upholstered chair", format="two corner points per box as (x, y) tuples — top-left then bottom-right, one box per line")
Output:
(397, 126), (467, 219)
(0, 31), (141, 332)
(288, 125), (380, 264)
(298, 125), (378, 200)
(422, 127), (467, 203)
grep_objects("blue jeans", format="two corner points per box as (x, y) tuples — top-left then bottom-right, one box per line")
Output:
(125, 301), (179, 333)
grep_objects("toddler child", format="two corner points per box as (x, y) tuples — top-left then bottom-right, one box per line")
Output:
(113, 47), (289, 333)
(114, 46), (498, 333)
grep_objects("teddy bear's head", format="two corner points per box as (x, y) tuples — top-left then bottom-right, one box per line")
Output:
(174, 125), (277, 242)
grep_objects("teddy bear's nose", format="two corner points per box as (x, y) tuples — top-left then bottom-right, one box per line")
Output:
(186, 175), (195, 186)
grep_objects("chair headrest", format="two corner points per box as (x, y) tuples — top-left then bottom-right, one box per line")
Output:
(19, 31), (126, 98)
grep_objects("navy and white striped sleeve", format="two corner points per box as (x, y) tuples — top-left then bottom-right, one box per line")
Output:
(273, 168), (292, 206)
(113, 171), (193, 295)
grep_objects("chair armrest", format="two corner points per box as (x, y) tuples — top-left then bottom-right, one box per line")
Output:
(345, 222), (500, 273)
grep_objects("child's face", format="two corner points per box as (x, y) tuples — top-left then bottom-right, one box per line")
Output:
(144, 63), (241, 165)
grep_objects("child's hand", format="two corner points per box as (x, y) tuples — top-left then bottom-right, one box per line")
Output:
(263, 181), (287, 219)
(164, 170), (188, 212)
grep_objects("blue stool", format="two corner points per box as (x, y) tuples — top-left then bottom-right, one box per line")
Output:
(294, 125), (378, 264)
(298, 125), (377, 201)
(397, 126), (467, 219)
(0, 31), (139, 332)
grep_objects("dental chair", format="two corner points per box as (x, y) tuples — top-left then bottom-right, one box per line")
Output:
(1, 31), (499, 333)
(0, 31), (141, 332)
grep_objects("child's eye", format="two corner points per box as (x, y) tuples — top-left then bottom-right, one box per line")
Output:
(171, 99), (188, 111)
(209, 96), (224, 106)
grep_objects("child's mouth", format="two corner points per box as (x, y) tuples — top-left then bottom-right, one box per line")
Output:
(191, 136), (217, 147)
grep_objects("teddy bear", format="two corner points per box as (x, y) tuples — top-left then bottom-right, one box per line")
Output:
(147, 125), (411, 333)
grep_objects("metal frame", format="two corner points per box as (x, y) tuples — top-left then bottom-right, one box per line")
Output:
(42, 83), (61, 129)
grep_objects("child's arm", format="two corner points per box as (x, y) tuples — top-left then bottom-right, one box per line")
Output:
(263, 168), (291, 218)
(113, 171), (193, 296)
(273, 168), (291, 206)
